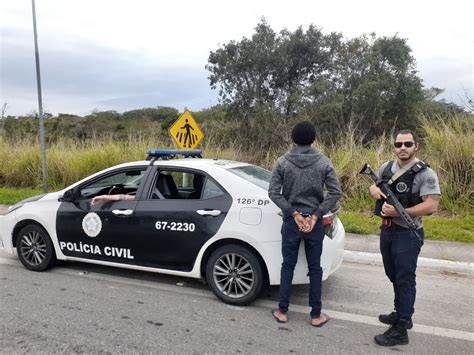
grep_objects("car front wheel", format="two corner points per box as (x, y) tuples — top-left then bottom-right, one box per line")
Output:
(16, 224), (56, 271)
(206, 244), (264, 306)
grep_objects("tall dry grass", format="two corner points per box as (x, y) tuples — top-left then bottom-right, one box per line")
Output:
(0, 135), (159, 190)
(1, 114), (472, 213)
(420, 115), (473, 213)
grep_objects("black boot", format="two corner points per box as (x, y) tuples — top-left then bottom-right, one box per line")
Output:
(374, 319), (410, 347)
(379, 312), (413, 329)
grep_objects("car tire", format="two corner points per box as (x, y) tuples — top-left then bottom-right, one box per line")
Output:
(16, 224), (56, 272)
(206, 244), (264, 306)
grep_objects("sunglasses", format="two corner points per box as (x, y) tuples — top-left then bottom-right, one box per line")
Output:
(394, 141), (415, 148)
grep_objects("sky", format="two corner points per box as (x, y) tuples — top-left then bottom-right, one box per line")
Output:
(1, 0), (472, 116)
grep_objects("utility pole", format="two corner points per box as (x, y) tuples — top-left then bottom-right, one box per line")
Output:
(31, 0), (48, 192)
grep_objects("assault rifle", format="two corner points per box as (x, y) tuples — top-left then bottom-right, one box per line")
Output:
(360, 163), (421, 241)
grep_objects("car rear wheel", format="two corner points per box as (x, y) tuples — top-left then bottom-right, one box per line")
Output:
(16, 224), (56, 271)
(206, 245), (264, 306)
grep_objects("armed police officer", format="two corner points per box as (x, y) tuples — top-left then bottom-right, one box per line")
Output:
(369, 129), (440, 347)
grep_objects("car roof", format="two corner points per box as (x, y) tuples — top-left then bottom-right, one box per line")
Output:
(64, 158), (267, 194)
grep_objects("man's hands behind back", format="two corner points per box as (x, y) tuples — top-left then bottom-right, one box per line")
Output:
(294, 213), (318, 233)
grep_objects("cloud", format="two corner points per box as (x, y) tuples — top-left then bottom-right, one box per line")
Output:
(418, 56), (473, 105)
(1, 0), (471, 115)
(1, 28), (217, 115)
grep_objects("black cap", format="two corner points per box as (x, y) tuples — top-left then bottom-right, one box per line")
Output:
(291, 121), (316, 145)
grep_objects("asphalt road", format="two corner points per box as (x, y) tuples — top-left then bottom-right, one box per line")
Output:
(0, 253), (472, 354)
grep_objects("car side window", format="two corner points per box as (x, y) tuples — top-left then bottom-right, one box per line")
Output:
(79, 169), (146, 199)
(150, 169), (224, 200)
(201, 179), (225, 199)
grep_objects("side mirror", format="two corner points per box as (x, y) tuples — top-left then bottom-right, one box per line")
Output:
(60, 189), (76, 202)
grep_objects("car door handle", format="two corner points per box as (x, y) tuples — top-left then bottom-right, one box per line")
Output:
(112, 209), (134, 216)
(196, 209), (221, 217)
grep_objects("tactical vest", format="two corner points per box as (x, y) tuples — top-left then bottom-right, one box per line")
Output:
(374, 160), (429, 217)
(381, 160), (428, 208)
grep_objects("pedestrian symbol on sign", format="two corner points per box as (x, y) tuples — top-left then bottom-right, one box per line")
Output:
(178, 118), (196, 148)
(168, 109), (204, 150)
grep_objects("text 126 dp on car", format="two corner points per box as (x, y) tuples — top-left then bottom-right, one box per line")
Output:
(0, 150), (345, 305)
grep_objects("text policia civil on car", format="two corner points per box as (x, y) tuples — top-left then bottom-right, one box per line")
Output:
(0, 149), (345, 305)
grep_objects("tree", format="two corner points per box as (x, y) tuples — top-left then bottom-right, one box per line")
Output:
(460, 89), (473, 113)
(310, 34), (425, 139)
(123, 107), (179, 122)
(206, 19), (341, 141)
(207, 20), (338, 117)
(420, 88), (466, 117)
(207, 19), (278, 113)
(1, 102), (8, 119)
(207, 21), (427, 142)
(0, 102), (8, 135)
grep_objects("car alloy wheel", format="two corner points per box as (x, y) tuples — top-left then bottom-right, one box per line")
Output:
(20, 230), (47, 266)
(213, 252), (255, 298)
(16, 224), (56, 271)
(206, 245), (264, 306)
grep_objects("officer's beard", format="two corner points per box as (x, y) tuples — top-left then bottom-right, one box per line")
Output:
(397, 150), (416, 162)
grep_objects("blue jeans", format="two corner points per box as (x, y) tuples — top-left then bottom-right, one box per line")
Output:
(380, 224), (424, 319)
(278, 217), (324, 318)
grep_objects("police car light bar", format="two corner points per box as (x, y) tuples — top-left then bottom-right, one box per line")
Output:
(146, 149), (203, 161)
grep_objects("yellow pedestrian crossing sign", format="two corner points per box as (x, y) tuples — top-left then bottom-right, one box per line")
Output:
(168, 109), (204, 150)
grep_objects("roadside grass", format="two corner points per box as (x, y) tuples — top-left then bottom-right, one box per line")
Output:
(1, 114), (472, 213)
(339, 211), (381, 235)
(1, 187), (472, 244)
(0, 187), (43, 205)
(422, 215), (474, 244)
(339, 212), (474, 244)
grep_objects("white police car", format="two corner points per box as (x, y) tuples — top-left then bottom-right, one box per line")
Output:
(0, 150), (345, 305)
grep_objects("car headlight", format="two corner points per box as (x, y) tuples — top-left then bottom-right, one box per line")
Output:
(4, 193), (47, 215)
(5, 203), (24, 215)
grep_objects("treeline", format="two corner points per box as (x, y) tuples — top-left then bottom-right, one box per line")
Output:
(0, 100), (467, 149)
(0, 105), (232, 144)
(0, 107), (178, 143)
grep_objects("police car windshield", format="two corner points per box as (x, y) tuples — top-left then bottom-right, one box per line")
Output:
(228, 165), (271, 190)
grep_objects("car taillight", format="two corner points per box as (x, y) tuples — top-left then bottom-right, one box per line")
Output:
(323, 214), (334, 225)
(323, 212), (338, 239)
